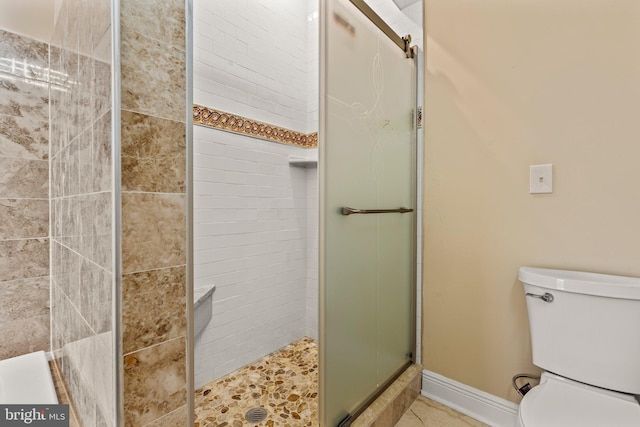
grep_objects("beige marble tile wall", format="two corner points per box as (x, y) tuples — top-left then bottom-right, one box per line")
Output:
(0, 28), (50, 360)
(49, 0), (114, 425)
(118, 0), (188, 425)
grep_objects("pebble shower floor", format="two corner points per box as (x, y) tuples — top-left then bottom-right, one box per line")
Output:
(194, 338), (318, 426)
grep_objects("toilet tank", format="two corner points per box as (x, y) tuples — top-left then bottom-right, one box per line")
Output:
(519, 267), (640, 395)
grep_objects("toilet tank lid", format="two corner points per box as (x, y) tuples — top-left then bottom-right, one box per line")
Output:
(519, 267), (640, 300)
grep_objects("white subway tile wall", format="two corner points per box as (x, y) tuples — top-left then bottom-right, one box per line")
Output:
(193, 125), (315, 387)
(194, 0), (312, 133)
(306, 0), (320, 133)
(193, 0), (321, 389)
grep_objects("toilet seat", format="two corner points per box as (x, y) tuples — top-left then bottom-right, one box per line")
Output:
(518, 373), (640, 427)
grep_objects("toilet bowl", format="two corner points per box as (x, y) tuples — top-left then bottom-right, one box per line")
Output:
(518, 267), (640, 427)
(516, 372), (640, 427)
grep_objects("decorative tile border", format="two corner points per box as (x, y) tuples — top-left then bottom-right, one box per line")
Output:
(193, 104), (318, 148)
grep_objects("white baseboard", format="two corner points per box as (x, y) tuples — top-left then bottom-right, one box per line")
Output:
(421, 370), (519, 427)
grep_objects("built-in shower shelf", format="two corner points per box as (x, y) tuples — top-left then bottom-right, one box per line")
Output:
(195, 284), (216, 337)
(195, 284), (216, 309)
(288, 155), (317, 167)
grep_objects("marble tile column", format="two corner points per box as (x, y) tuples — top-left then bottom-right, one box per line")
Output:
(118, 0), (189, 425)
(0, 28), (50, 361)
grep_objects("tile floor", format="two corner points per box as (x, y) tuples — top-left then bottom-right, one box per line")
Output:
(396, 396), (489, 427)
(194, 337), (487, 427)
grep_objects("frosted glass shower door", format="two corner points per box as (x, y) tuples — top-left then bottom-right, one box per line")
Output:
(320, 0), (417, 425)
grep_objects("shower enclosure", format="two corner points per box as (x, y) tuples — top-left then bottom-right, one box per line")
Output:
(1, 0), (193, 425)
(319, 0), (418, 424)
(1, 0), (419, 424)
(186, 0), (422, 425)
(191, 0), (420, 425)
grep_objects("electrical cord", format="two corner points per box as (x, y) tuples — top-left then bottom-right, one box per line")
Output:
(512, 373), (541, 396)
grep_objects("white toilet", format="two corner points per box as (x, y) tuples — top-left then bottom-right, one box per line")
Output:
(517, 267), (640, 427)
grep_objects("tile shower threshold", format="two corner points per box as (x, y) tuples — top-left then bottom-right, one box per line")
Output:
(351, 364), (423, 427)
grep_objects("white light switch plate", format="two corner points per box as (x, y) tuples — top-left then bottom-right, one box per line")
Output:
(530, 164), (553, 194)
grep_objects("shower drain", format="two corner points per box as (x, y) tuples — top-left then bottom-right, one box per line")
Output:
(245, 407), (268, 423)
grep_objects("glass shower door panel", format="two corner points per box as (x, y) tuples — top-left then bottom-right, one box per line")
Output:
(322, 0), (416, 425)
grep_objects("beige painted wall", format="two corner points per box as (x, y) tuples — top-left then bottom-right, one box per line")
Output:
(422, 0), (640, 403)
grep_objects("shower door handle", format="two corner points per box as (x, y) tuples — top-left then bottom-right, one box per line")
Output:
(341, 207), (414, 215)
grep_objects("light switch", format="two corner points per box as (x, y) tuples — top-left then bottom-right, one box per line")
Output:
(530, 164), (553, 194)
